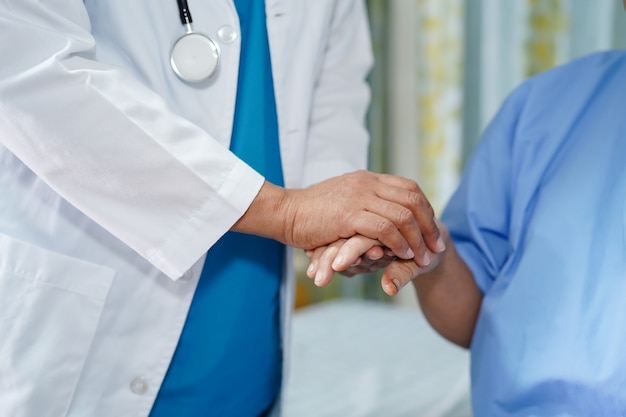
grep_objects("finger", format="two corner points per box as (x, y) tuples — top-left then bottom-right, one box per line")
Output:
(361, 256), (396, 274)
(376, 172), (423, 192)
(314, 240), (346, 287)
(356, 198), (431, 265)
(332, 236), (382, 271)
(306, 246), (327, 279)
(370, 186), (444, 262)
(338, 264), (369, 277)
(340, 259), (392, 277)
(348, 211), (414, 260)
(349, 257), (363, 267)
(374, 174), (446, 255)
(340, 250), (397, 277)
(363, 246), (384, 261)
(433, 218), (447, 251)
(380, 259), (422, 296)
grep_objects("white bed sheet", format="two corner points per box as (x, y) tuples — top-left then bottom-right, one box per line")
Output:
(283, 299), (472, 417)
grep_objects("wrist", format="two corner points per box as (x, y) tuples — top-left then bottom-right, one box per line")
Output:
(231, 181), (292, 244)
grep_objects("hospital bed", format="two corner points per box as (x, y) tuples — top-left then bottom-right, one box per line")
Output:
(283, 299), (472, 417)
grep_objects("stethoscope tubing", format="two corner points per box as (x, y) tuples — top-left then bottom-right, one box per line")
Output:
(177, 0), (193, 26)
(171, 0), (220, 83)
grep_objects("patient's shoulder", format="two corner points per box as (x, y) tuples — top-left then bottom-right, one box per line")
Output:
(557, 49), (626, 70)
(527, 49), (626, 94)
(511, 49), (626, 128)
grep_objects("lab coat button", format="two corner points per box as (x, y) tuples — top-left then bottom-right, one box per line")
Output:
(179, 269), (193, 282)
(217, 25), (238, 44)
(130, 377), (149, 395)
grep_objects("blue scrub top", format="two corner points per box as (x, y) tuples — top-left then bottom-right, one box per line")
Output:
(443, 50), (626, 416)
(150, 1), (284, 416)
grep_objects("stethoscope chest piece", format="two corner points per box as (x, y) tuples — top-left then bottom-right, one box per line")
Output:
(171, 31), (220, 83)
(171, 0), (220, 83)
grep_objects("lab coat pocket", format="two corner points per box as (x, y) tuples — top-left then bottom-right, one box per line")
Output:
(0, 233), (115, 417)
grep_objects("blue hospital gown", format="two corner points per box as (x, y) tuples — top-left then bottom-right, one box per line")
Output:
(442, 50), (626, 416)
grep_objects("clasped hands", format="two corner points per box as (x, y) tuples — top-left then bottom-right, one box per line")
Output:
(305, 229), (446, 296)
(294, 170), (448, 296)
(233, 169), (446, 295)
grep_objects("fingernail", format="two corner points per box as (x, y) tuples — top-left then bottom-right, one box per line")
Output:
(314, 271), (322, 285)
(332, 256), (344, 270)
(435, 236), (446, 252)
(405, 248), (415, 259)
(392, 278), (402, 291)
(307, 262), (316, 277)
(422, 251), (431, 266)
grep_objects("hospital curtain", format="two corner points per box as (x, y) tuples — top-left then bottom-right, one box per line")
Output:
(294, 0), (626, 308)
(382, 0), (464, 215)
(463, 0), (626, 157)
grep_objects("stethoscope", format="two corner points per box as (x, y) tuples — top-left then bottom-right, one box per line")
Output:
(170, 0), (220, 83)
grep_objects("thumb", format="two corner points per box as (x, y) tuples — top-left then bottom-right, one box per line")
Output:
(380, 259), (422, 296)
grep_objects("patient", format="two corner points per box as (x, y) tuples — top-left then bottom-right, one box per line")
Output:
(306, 35), (626, 416)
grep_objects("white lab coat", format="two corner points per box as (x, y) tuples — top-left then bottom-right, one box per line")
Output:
(0, 0), (373, 416)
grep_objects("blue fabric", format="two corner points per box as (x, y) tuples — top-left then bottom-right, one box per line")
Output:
(442, 50), (626, 417)
(150, 1), (284, 416)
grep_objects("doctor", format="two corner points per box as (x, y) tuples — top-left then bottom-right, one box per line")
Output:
(0, 1), (443, 416)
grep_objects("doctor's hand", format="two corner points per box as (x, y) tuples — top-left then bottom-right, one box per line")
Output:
(306, 229), (445, 296)
(232, 170), (445, 266)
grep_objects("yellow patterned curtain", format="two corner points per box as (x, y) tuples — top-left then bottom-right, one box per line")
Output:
(412, 0), (464, 214)
(526, 0), (568, 77)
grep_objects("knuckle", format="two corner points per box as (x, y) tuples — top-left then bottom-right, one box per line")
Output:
(396, 260), (420, 279)
(406, 191), (427, 209)
(396, 207), (416, 227)
(413, 195), (436, 221)
(376, 219), (396, 236)
(345, 171), (365, 187)
(404, 179), (421, 193)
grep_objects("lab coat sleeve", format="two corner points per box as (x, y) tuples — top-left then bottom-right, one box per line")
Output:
(0, 0), (264, 280)
(300, 0), (374, 186)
